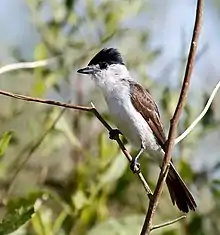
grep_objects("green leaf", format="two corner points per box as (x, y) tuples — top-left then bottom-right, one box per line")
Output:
(0, 132), (12, 157)
(0, 198), (36, 235)
(0, 207), (34, 235)
(7, 192), (42, 212)
(0, 192), (42, 234)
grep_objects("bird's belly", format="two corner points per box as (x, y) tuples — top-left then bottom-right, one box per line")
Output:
(113, 110), (142, 147)
(106, 96), (160, 152)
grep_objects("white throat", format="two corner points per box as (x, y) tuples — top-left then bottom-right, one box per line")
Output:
(91, 64), (131, 91)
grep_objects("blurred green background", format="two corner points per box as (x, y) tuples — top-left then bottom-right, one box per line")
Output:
(0, 0), (220, 234)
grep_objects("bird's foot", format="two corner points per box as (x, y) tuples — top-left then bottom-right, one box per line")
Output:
(130, 158), (140, 173)
(109, 129), (122, 140)
(130, 148), (144, 173)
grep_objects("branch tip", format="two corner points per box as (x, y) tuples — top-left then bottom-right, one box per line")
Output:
(150, 215), (186, 231)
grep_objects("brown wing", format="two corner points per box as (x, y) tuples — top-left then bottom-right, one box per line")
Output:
(129, 81), (166, 150)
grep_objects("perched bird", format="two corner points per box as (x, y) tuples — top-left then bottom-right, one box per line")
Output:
(77, 48), (197, 213)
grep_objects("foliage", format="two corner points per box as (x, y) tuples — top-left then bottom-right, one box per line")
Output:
(0, 193), (39, 235)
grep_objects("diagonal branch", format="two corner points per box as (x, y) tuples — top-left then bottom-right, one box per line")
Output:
(0, 89), (152, 196)
(140, 0), (204, 234)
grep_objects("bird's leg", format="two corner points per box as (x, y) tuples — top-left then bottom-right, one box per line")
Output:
(130, 147), (144, 173)
(109, 129), (122, 140)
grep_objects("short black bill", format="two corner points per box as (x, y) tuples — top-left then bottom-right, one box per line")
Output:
(77, 66), (99, 75)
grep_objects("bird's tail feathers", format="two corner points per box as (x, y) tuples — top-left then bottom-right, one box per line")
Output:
(166, 163), (197, 213)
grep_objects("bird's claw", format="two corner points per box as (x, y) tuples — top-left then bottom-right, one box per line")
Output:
(130, 158), (140, 173)
(109, 129), (122, 140)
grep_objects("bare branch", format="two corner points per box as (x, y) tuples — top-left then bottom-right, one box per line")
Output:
(175, 80), (220, 145)
(0, 58), (56, 75)
(0, 89), (152, 196)
(151, 215), (186, 231)
(0, 89), (92, 111)
(140, 1), (204, 234)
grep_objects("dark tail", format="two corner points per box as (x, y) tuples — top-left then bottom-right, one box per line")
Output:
(166, 163), (197, 213)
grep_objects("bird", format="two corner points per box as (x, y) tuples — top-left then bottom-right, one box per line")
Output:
(77, 47), (197, 213)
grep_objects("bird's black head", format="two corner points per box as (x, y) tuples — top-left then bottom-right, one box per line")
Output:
(88, 48), (125, 67)
(77, 48), (125, 75)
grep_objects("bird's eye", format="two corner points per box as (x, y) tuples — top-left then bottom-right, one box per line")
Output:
(99, 62), (108, 69)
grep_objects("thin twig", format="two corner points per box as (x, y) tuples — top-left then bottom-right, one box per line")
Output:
(150, 215), (186, 231)
(0, 90), (152, 196)
(0, 58), (56, 75)
(140, 1), (204, 234)
(175, 80), (220, 145)
(0, 90), (92, 111)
